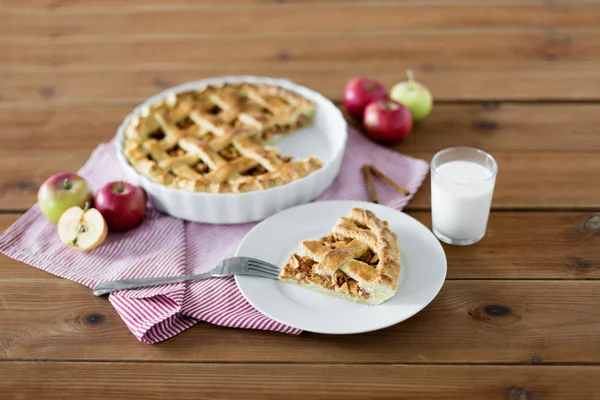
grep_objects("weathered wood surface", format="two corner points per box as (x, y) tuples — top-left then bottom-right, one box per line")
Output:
(4, 61), (600, 102)
(0, 279), (596, 364)
(2, 363), (599, 400)
(2, 2), (600, 101)
(1, 252), (600, 363)
(5, 2), (600, 36)
(2, 0), (600, 398)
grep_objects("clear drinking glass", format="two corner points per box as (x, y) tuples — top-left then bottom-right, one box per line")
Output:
(430, 147), (498, 246)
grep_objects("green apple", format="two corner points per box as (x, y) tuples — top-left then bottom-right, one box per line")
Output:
(38, 173), (93, 224)
(390, 70), (433, 121)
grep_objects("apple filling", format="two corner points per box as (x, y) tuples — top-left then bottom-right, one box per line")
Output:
(148, 129), (166, 140)
(217, 145), (268, 176)
(260, 114), (311, 142)
(243, 165), (269, 176)
(176, 117), (196, 129)
(281, 253), (371, 300)
(167, 146), (187, 157)
(139, 109), (312, 180)
(213, 145), (295, 177)
(218, 145), (242, 161)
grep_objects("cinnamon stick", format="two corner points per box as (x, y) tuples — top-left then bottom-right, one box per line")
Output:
(362, 165), (379, 203)
(368, 165), (411, 196)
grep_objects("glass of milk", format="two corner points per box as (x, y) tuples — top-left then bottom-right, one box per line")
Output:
(431, 147), (498, 246)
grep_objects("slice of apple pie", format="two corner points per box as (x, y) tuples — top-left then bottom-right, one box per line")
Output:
(279, 208), (401, 305)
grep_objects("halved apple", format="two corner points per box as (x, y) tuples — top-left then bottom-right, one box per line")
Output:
(57, 206), (108, 251)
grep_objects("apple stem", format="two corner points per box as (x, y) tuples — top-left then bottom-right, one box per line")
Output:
(62, 178), (72, 190)
(363, 81), (376, 91)
(83, 201), (90, 212)
(117, 181), (124, 193)
(380, 101), (399, 110)
(407, 69), (415, 83)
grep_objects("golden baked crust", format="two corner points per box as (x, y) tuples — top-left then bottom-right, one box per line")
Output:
(280, 208), (401, 305)
(122, 82), (321, 193)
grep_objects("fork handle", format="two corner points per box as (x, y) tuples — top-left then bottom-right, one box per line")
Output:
(92, 272), (212, 296)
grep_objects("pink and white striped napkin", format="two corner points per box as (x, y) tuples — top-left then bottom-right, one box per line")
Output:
(0, 128), (429, 343)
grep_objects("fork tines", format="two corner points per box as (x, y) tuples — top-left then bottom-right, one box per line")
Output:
(247, 258), (281, 278)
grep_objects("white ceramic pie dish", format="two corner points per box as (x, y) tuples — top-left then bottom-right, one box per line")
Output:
(115, 76), (347, 224)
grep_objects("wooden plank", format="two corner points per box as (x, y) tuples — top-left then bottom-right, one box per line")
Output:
(0, 105), (122, 151)
(3, 211), (599, 280)
(1, 279), (600, 363)
(0, 0), (378, 8)
(407, 152), (600, 210)
(1, 149), (599, 210)
(1, 363), (599, 400)
(2, 60), (600, 102)
(416, 212), (600, 279)
(2, 104), (599, 153)
(3, 31), (597, 69)
(0, 0), (587, 10)
(0, 150), (94, 211)
(3, 3), (600, 37)
(396, 103), (600, 153)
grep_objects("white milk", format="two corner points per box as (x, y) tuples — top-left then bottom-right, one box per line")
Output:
(431, 160), (496, 242)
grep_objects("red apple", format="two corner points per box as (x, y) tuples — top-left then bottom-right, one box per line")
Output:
(38, 173), (94, 224)
(362, 100), (413, 144)
(343, 77), (388, 120)
(94, 181), (147, 232)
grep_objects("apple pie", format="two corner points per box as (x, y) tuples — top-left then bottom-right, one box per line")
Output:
(122, 82), (322, 193)
(279, 208), (401, 305)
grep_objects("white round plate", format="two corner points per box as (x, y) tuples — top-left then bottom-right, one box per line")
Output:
(235, 200), (447, 334)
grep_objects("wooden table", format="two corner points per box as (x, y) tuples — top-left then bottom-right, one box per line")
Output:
(2, 1), (600, 398)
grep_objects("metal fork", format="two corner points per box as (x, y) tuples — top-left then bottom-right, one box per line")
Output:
(92, 256), (280, 296)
